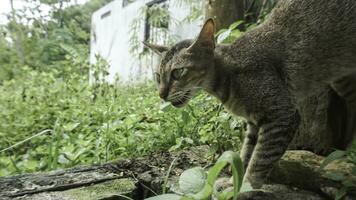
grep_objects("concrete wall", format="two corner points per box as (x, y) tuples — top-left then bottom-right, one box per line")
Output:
(90, 0), (202, 83)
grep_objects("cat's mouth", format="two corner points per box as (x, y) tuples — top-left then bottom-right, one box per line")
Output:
(171, 90), (192, 108)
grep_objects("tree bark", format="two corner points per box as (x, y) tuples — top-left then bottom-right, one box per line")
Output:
(205, 0), (245, 30)
(205, 0), (279, 27)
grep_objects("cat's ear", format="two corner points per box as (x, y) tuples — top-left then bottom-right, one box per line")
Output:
(188, 18), (215, 50)
(142, 41), (168, 56)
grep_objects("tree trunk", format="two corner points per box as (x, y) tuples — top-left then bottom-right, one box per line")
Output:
(205, 0), (279, 27)
(205, 0), (245, 30)
(244, 0), (279, 23)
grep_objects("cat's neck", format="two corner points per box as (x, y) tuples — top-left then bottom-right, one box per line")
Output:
(206, 25), (285, 103)
(206, 44), (233, 103)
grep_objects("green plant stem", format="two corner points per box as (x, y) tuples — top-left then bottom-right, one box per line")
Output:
(0, 129), (53, 153)
(163, 157), (178, 194)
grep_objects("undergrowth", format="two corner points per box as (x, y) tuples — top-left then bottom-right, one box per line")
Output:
(0, 64), (244, 176)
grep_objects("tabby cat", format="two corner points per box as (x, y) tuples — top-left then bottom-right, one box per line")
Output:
(144, 0), (356, 189)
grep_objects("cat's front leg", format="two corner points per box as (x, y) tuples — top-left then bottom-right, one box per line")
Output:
(243, 111), (300, 189)
(240, 122), (259, 171)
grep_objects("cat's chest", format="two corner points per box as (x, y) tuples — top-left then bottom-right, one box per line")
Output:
(223, 96), (255, 123)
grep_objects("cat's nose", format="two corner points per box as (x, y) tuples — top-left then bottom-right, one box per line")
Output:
(159, 86), (169, 100)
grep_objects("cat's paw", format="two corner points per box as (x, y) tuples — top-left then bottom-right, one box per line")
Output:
(242, 174), (264, 189)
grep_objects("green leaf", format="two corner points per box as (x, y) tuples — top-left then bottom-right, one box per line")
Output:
(215, 28), (228, 36)
(181, 111), (190, 124)
(320, 150), (346, 169)
(229, 21), (244, 30)
(342, 179), (354, 187)
(169, 137), (184, 151)
(230, 30), (242, 38)
(184, 137), (194, 145)
(185, 151), (244, 200)
(145, 194), (184, 200)
(63, 122), (80, 132)
(351, 168), (356, 177)
(207, 160), (228, 185)
(218, 151), (244, 190)
(179, 167), (207, 195)
(213, 186), (233, 200)
(335, 187), (347, 200)
(213, 151), (244, 200)
(326, 172), (346, 181)
(58, 154), (70, 164)
(217, 29), (231, 44)
(246, 23), (257, 31)
(190, 184), (213, 200)
(160, 102), (172, 111)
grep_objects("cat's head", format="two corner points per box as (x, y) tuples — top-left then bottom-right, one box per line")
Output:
(143, 19), (216, 107)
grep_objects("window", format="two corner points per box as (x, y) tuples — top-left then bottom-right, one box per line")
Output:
(101, 11), (111, 19)
(122, 0), (136, 7)
(144, 0), (169, 42)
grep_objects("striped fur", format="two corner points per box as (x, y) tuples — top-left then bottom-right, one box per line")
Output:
(145, 0), (356, 189)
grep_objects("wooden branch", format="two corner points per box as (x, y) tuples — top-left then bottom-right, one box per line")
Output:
(8, 176), (121, 198)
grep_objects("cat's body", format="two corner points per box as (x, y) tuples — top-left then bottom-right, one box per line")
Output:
(216, 0), (356, 100)
(272, 0), (356, 96)
(144, 0), (356, 189)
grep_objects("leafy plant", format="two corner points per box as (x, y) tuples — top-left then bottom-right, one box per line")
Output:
(0, 60), (243, 176)
(146, 151), (252, 200)
(319, 144), (356, 200)
(215, 20), (257, 44)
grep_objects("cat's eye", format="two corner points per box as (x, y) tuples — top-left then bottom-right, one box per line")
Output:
(171, 68), (185, 80)
(154, 73), (160, 83)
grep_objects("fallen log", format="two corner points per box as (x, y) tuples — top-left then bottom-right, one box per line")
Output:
(0, 147), (354, 200)
(0, 146), (211, 200)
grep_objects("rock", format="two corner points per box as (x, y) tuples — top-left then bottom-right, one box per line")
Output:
(261, 184), (326, 200)
(269, 150), (356, 199)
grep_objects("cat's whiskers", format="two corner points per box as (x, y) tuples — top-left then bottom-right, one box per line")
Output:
(167, 91), (185, 101)
(191, 86), (204, 90)
(176, 94), (190, 104)
(168, 90), (192, 103)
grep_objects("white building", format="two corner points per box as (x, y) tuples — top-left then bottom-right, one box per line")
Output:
(90, 0), (202, 83)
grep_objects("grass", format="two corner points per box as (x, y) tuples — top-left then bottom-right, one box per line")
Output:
(0, 66), (244, 176)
